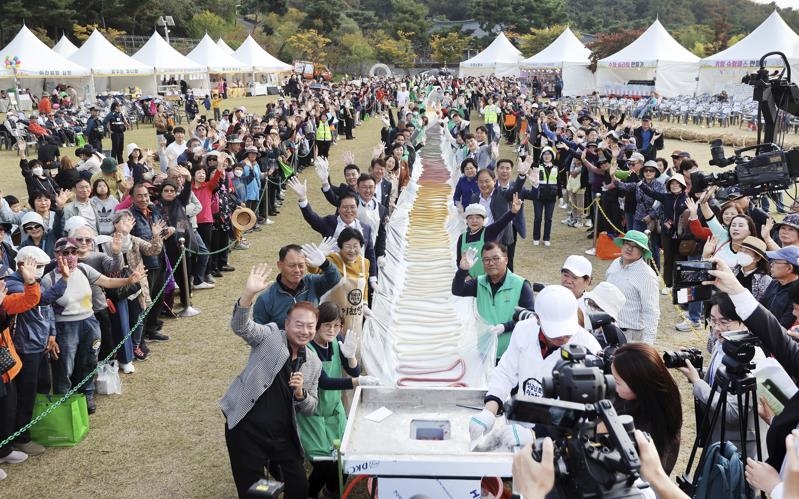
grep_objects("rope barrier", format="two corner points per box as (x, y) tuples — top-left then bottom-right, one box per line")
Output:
(0, 249), (187, 449)
(183, 238), (239, 256)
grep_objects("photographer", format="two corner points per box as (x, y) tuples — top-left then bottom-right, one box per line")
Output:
(675, 293), (763, 461)
(469, 285), (600, 442)
(705, 258), (799, 497)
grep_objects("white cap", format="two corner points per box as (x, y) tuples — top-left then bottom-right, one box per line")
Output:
(628, 152), (646, 163)
(65, 216), (91, 236)
(561, 255), (592, 278)
(126, 143), (141, 158)
(20, 211), (45, 228)
(535, 285), (582, 339)
(15, 246), (50, 264)
(583, 282), (626, 321)
(464, 203), (487, 219)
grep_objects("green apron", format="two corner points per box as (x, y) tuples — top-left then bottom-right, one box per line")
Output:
(297, 341), (347, 460)
(460, 229), (486, 278)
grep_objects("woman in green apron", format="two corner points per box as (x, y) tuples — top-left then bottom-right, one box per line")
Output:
(456, 195), (521, 278)
(297, 303), (379, 499)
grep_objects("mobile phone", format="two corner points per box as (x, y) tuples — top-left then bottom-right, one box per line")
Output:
(674, 260), (716, 288)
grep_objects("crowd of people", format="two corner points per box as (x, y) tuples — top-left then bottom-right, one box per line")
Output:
(3, 70), (799, 499)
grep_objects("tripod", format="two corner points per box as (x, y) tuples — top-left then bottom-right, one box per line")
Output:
(678, 359), (765, 498)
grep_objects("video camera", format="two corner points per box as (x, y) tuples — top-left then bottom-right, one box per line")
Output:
(506, 345), (649, 499)
(689, 140), (799, 198)
(720, 330), (760, 375)
(663, 348), (704, 370)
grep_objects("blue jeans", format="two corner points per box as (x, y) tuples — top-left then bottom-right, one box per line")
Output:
(53, 316), (101, 396)
(192, 228), (210, 284)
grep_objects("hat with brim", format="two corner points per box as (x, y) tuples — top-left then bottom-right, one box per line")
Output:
(101, 157), (118, 174)
(776, 214), (799, 232)
(613, 230), (652, 260)
(583, 282), (626, 321)
(54, 237), (79, 253)
(666, 173), (687, 189)
(535, 285), (584, 339)
(464, 203), (487, 220)
(741, 236), (768, 260)
(231, 207), (257, 232)
(641, 161), (659, 174)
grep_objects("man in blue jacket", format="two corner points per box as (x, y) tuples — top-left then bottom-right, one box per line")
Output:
(253, 241), (340, 326)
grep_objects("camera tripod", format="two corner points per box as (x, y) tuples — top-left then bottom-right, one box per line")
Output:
(678, 361), (765, 499)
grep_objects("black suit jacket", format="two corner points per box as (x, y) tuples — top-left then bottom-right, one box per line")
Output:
(377, 178), (392, 210)
(323, 182), (357, 207)
(470, 174), (526, 246)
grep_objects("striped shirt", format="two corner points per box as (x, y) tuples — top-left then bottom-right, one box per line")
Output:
(605, 257), (661, 343)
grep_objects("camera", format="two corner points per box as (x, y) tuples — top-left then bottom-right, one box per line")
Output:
(663, 348), (704, 370)
(690, 139), (799, 197)
(720, 330), (760, 375)
(505, 345), (648, 499)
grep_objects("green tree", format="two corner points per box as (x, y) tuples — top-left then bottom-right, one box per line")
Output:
(185, 10), (230, 39)
(388, 0), (431, 47)
(374, 30), (416, 70)
(429, 31), (471, 68)
(672, 24), (713, 57)
(298, 0), (343, 34)
(470, 0), (569, 33)
(516, 25), (569, 57)
(286, 29), (332, 62)
(335, 31), (376, 73)
(73, 23), (126, 48)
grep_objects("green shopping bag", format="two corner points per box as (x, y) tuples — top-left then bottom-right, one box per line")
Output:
(279, 158), (294, 178)
(75, 133), (86, 147)
(29, 393), (90, 447)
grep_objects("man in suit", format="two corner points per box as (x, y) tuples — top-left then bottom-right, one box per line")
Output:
(288, 178), (379, 285)
(471, 158), (531, 270)
(369, 158), (393, 212)
(321, 163), (359, 207)
(221, 263), (323, 499)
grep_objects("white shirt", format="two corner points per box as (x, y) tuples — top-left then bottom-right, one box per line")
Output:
(606, 257), (660, 343)
(166, 140), (187, 161)
(478, 193), (494, 225)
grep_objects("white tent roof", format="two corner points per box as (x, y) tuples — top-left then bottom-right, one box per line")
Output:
(187, 34), (251, 73)
(461, 32), (524, 67)
(132, 31), (205, 74)
(217, 38), (235, 55)
(232, 35), (292, 72)
(599, 19), (700, 67)
(0, 25), (89, 78)
(522, 27), (591, 67)
(52, 35), (79, 58)
(69, 30), (153, 76)
(702, 11), (799, 67)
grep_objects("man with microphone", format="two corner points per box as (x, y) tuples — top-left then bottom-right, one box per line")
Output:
(220, 249), (325, 498)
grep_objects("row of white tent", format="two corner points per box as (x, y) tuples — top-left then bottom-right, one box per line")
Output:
(0, 25), (293, 98)
(460, 11), (799, 98)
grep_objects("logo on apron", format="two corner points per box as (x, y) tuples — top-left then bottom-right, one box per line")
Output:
(347, 288), (362, 306)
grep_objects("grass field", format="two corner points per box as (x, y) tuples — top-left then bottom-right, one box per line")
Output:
(0, 97), (789, 497)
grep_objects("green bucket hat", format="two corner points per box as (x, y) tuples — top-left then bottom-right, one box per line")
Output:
(613, 230), (651, 260)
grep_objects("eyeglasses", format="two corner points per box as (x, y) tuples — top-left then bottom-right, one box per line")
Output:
(708, 316), (735, 328)
(161, 188), (176, 194)
(59, 249), (78, 255)
(482, 256), (504, 265)
(74, 237), (93, 244)
(770, 260), (791, 267)
(23, 224), (42, 231)
(341, 244), (361, 251)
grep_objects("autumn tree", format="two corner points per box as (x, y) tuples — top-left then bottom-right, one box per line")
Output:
(73, 23), (126, 49)
(285, 29), (332, 62)
(430, 32), (472, 68)
(587, 27), (645, 62)
(185, 10), (231, 40)
(374, 30), (416, 70)
(516, 25), (569, 58)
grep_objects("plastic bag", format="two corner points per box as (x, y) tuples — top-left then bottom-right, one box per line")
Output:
(95, 360), (122, 395)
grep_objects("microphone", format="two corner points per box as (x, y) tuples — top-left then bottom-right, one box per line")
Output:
(292, 346), (306, 373)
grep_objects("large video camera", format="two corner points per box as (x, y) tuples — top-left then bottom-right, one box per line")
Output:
(689, 139), (799, 198)
(719, 330), (760, 376)
(505, 345), (648, 499)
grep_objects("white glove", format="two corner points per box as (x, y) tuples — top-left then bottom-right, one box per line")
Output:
(517, 156), (533, 176)
(357, 375), (380, 386)
(315, 157), (330, 184)
(462, 246), (478, 270)
(301, 243), (327, 267)
(497, 424), (535, 450)
(369, 277), (379, 294)
(318, 236), (337, 256)
(377, 256), (386, 269)
(338, 330), (358, 360)
(287, 177), (308, 201)
(469, 408), (496, 443)
(363, 305), (373, 318)
(488, 324), (505, 336)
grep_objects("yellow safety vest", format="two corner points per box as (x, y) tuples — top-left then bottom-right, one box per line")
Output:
(316, 120), (332, 141)
(483, 105), (498, 124)
(540, 164), (558, 184)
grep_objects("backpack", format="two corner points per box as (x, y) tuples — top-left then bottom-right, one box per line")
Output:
(694, 441), (746, 499)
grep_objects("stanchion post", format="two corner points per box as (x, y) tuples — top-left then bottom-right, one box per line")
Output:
(592, 193), (601, 249)
(178, 237), (200, 317)
(263, 177), (274, 225)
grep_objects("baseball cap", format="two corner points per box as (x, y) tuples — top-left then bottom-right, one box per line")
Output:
(583, 282), (626, 321)
(679, 151), (692, 158)
(628, 152), (645, 163)
(562, 255), (592, 278)
(765, 246), (799, 265)
(54, 237), (79, 253)
(725, 186), (745, 200)
(535, 285), (583, 339)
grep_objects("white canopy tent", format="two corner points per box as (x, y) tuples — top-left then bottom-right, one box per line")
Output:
(597, 19), (700, 98)
(52, 35), (79, 58)
(69, 30), (155, 96)
(520, 27), (595, 96)
(132, 31), (207, 96)
(699, 11), (799, 96)
(0, 25), (90, 105)
(217, 38), (235, 55)
(459, 32), (524, 77)
(188, 34), (251, 73)
(232, 35), (292, 85)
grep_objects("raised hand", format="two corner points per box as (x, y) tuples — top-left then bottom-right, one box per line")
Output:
(152, 219), (167, 238)
(517, 155), (533, 176)
(342, 151), (355, 166)
(17, 256), (40, 284)
(55, 189), (70, 209)
(243, 263), (273, 297)
(287, 177), (308, 202)
(460, 246), (478, 271)
(318, 236), (338, 256)
(301, 243), (327, 267)
(314, 156), (330, 184)
(338, 329), (358, 359)
(128, 263), (147, 284)
(110, 232), (123, 254)
(372, 142), (385, 159)
(510, 192), (522, 214)
(57, 255), (70, 279)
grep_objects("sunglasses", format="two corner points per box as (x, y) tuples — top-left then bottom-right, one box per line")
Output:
(161, 188), (176, 193)
(23, 224), (43, 231)
(74, 237), (93, 244)
(59, 249), (78, 255)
